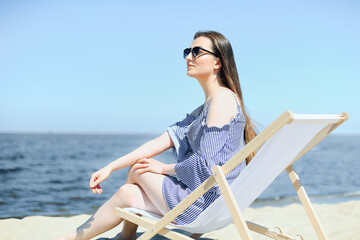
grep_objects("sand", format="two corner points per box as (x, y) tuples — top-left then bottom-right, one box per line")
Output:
(1, 200), (359, 240)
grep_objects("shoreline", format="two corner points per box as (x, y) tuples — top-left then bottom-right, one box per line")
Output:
(2, 193), (360, 220)
(1, 200), (359, 240)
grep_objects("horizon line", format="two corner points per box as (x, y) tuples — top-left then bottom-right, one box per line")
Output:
(0, 130), (359, 136)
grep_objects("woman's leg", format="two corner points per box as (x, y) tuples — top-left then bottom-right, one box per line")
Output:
(57, 182), (164, 240)
(117, 165), (171, 238)
(117, 218), (140, 239)
(126, 165), (169, 215)
(57, 165), (169, 240)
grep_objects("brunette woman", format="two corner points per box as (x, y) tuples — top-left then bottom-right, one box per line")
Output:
(57, 30), (256, 240)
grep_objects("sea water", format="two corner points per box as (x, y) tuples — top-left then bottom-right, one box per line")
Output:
(0, 133), (359, 219)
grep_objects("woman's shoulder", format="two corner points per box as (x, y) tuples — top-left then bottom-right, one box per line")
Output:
(206, 88), (239, 127)
(212, 88), (237, 103)
(208, 88), (239, 113)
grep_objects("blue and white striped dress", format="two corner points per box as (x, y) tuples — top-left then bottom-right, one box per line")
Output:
(162, 92), (247, 225)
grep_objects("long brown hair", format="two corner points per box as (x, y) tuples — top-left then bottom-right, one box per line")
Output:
(194, 30), (257, 164)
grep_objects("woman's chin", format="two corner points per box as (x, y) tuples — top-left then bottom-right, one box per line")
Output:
(186, 70), (196, 78)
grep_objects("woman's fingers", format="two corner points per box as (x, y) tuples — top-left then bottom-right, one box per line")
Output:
(133, 158), (162, 174)
(136, 167), (149, 175)
(137, 158), (149, 164)
(90, 173), (104, 188)
(133, 161), (150, 174)
(89, 172), (104, 194)
(91, 184), (103, 194)
(90, 171), (102, 186)
(89, 173), (97, 187)
(95, 187), (102, 194)
(133, 161), (148, 169)
(92, 177), (102, 187)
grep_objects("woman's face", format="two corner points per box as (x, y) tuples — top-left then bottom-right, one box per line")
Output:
(185, 36), (220, 79)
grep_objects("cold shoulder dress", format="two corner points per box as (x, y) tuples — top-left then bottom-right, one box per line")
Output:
(162, 92), (247, 225)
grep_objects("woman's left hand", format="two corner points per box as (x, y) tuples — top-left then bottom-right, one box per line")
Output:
(133, 158), (167, 175)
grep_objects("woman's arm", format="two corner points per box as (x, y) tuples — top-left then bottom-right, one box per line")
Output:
(107, 131), (174, 172)
(133, 159), (177, 176)
(89, 131), (174, 194)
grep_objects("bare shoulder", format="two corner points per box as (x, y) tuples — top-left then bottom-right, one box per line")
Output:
(206, 88), (238, 127)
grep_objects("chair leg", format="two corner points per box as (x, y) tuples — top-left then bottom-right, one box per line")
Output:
(212, 166), (253, 240)
(286, 165), (328, 240)
(246, 221), (299, 240)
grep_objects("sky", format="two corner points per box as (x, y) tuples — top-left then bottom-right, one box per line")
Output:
(0, 0), (359, 134)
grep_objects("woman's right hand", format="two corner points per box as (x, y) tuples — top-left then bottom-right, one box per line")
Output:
(89, 166), (112, 194)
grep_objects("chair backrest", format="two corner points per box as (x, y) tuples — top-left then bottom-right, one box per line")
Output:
(180, 113), (342, 233)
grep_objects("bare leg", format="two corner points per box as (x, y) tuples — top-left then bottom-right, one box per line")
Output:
(114, 165), (170, 239)
(57, 183), (164, 240)
(113, 219), (140, 240)
(57, 164), (169, 240)
(125, 165), (169, 215)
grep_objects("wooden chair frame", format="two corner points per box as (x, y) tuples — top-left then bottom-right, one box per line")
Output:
(115, 111), (349, 240)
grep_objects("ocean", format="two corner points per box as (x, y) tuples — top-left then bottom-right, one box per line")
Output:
(0, 133), (359, 219)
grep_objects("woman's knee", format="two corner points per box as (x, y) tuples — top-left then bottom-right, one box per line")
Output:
(126, 165), (145, 184)
(126, 164), (141, 184)
(114, 184), (141, 207)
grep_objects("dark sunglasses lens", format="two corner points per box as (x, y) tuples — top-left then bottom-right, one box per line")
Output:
(192, 47), (200, 58)
(183, 48), (191, 59)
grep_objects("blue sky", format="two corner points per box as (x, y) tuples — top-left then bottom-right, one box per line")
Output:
(1, 0), (359, 134)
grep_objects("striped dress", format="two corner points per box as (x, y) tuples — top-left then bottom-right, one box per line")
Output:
(162, 92), (247, 225)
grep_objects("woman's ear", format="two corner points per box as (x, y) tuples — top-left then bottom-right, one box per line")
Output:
(214, 58), (222, 70)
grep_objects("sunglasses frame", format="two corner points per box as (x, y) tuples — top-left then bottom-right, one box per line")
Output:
(183, 46), (218, 59)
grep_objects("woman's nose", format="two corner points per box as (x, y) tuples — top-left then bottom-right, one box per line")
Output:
(185, 52), (193, 61)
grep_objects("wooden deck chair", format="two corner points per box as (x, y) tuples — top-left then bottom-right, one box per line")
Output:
(115, 111), (348, 240)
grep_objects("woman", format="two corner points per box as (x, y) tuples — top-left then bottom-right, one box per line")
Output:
(58, 30), (256, 240)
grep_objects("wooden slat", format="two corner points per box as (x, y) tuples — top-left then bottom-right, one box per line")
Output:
(286, 166), (327, 240)
(212, 166), (252, 240)
(246, 221), (297, 240)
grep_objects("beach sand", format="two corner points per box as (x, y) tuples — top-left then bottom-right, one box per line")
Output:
(1, 200), (359, 240)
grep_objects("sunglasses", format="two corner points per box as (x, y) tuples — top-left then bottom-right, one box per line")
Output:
(183, 47), (218, 59)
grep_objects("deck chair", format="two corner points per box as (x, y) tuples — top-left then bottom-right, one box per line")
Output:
(115, 111), (348, 240)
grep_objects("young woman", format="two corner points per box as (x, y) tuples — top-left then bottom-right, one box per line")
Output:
(57, 30), (256, 240)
